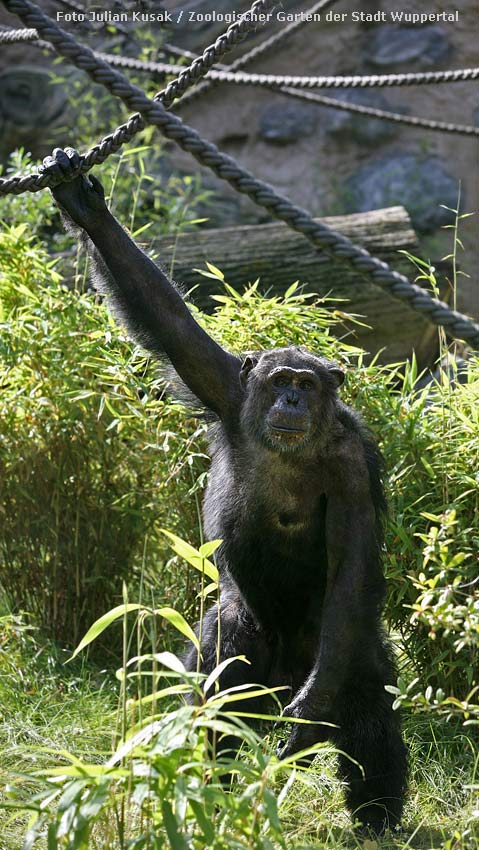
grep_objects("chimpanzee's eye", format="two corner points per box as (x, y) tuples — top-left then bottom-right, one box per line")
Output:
(273, 376), (289, 388)
(299, 379), (314, 391)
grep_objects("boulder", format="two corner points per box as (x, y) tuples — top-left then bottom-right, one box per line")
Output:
(0, 66), (67, 129)
(259, 102), (318, 144)
(344, 152), (459, 232)
(365, 25), (451, 68)
(324, 90), (402, 144)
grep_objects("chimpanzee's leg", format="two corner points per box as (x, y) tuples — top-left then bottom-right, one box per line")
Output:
(333, 635), (408, 835)
(184, 588), (281, 762)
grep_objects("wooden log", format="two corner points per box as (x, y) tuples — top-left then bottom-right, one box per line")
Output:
(151, 206), (447, 367)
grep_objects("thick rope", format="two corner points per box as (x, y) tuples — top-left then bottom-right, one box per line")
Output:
(1, 0), (478, 348)
(55, 0), (95, 29)
(2, 27), (478, 86)
(174, 0), (340, 107)
(279, 87), (479, 137)
(0, 0), (279, 102)
(2, 27), (476, 137)
(112, 0), (279, 107)
(229, 0), (337, 70)
(0, 25), (175, 81)
(193, 65), (479, 87)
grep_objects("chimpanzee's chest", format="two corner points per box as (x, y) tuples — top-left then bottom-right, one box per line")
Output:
(218, 491), (328, 635)
(203, 439), (330, 633)
(226, 523), (328, 638)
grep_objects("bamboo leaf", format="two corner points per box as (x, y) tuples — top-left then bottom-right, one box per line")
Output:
(68, 604), (143, 661)
(161, 530), (219, 581)
(205, 262), (225, 280)
(156, 606), (199, 650)
(198, 539), (222, 558)
(162, 800), (190, 850)
(204, 656), (249, 695)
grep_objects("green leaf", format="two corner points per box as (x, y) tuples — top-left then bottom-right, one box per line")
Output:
(421, 457), (434, 477)
(189, 800), (215, 843)
(192, 268), (224, 281)
(125, 683), (191, 709)
(162, 800), (190, 850)
(155, 606), (199, 650)
(203, 655), (250, 695)
(161, 530), (219, 581)
(198, 580), (218, 599)
(68, 604), (143, 661)
(263, 787), (282, 831)
(198, 539), (222, 558)
(205, 262), (225, 280)
(131, 222), (153, 238)
(152, 651), (186, 674)
(284, 281), (299, 298)
(397, 250), (432, 269)
(122, 146), (151, 157)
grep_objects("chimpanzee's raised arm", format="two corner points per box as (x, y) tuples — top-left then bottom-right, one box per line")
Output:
(41, 148), (242, 419)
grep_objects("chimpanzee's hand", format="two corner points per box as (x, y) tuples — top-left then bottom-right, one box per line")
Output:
(276, 691), (332, 762)
(39, 148), (108, 231)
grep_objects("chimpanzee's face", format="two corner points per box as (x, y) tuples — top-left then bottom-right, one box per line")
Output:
(239, 347), (344, 454)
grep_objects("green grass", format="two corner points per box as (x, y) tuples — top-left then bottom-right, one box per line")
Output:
(0, 615), (115, 850)
(0, 613), (477, 850)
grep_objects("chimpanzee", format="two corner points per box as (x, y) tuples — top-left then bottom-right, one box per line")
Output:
(41, 148), (407, 835)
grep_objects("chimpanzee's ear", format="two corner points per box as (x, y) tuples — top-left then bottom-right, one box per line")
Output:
(239, 355), (258, 390)
(329, 366), (345, 388)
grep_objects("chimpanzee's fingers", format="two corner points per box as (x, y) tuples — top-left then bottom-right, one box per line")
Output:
(39, 153), (63, 185)
(40, 149), (72, 186)
(64, 147), (82, 172)
(51, 148), (76, 177)
(40, 154), (55, 173)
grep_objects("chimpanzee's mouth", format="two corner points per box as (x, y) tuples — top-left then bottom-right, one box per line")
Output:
(270, 425), (307, 435)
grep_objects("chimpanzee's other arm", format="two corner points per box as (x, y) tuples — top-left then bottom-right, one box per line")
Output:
(278, 448), (383, 758)
(41, 148), (242, 419)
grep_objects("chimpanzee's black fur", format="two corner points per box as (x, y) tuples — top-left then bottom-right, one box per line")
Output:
(43, 147), (407, 836)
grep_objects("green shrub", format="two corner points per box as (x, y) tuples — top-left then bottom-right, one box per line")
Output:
(1, 223), (478, 701)
(0, 234), (349, 649)
(0, 151), (57, 238)
(356, 357), (479, 696)
(0, 224), (204, 647)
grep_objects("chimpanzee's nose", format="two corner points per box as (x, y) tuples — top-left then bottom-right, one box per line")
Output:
(286, 390), (299, 405)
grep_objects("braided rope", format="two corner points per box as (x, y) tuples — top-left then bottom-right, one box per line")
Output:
(174, 0), (340, 107)
(0, 24), (38, 41)
(280, 87), (479, 137)
(0, 26), (177, 78)
(0, 0), (280, 101)
(185, 64), (479, 87)
(55, 0), (95, 29)
(230, 0), (337, 70)
(1, 0), (478, 347)
(2, 27), (476, 136)
(3, 27), (478, 88)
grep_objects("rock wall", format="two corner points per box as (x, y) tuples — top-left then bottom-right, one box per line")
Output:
(0, 0), (477, 316)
